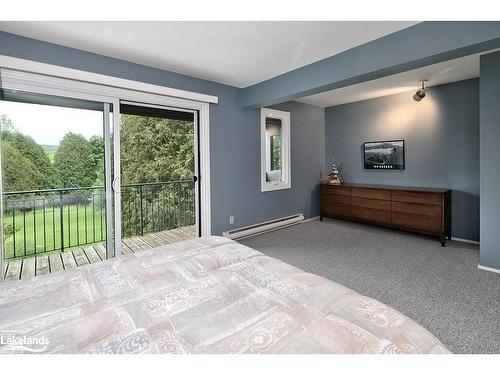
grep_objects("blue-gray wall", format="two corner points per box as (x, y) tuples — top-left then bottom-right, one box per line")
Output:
(210, 100), (325, 234)
(479, 52), (500, 269)
(325, 79), (479, 241)
(0, 31), (325, 235)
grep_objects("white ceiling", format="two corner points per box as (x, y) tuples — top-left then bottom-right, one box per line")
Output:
(296, 54), (481, 107)
(0, 21), (417, 88)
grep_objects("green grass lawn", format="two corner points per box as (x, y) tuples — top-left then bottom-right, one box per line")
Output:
(3, 203), (106, 259)
(3, 189), (196, 260)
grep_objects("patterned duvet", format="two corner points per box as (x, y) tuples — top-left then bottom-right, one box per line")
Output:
(0, 236), (449, 354)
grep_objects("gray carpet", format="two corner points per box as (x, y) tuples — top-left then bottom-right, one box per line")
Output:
(240, 218), (500, 354)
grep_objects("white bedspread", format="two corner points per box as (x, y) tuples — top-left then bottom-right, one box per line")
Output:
(0, 236), (449, 354)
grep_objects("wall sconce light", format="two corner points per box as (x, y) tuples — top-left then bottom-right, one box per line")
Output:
(413, 80), (428, 102)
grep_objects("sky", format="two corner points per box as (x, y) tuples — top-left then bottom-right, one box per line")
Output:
(0, 100), (103, 145)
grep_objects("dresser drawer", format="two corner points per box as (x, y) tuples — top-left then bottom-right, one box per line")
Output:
(321, 193), (351, 207)
(392, 212), (442, 233)
(351, 187), (391, 200)
(392, 201), (442, 217)
(321, 203), (352, 218)
(391, 190), (442, 205)
(352, 197), (391, 211)
(352, 206), (391, 225)
(320, 185), (351, 197)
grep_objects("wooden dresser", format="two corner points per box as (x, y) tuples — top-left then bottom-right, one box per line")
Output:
(320, 183), (451, 246)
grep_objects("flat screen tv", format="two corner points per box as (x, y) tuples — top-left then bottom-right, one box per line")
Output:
(363, 140), (405, 170)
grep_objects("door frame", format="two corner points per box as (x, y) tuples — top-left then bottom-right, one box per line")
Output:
(108, 90), (211, 239)
(0, 63), (212, 277)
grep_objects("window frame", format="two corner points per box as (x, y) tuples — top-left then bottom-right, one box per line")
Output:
(260, 107), (291, 192)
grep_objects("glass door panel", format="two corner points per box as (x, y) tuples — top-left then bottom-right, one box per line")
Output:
(119, 102), (198, 250)
(0, 90), (115, 281)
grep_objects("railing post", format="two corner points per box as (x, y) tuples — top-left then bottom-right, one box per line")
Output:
(139, 185), (144, 236)
(59, 191), (64, 252)
(23, 201), (26, 256)
(12, 205), (16, 258)
(33, 197), (36, 254)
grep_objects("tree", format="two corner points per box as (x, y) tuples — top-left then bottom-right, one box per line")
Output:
(2, 129), (60, 189)
(54, 132), (95, 188)
(120, 115), (194, 184)
(0, 114), (15, 131)
(119, 114), (195, 236)
(1, 141), (44, 191)
(1, 114), (57, 190)
(89, 135), (105, 185)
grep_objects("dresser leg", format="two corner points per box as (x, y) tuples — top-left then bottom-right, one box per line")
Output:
(439, 235), (445, 247)
(320, 215), (323, 222)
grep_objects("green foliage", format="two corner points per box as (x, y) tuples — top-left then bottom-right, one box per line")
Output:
(54, 132), (95, 188)
(89, 135), (104, 186)
(271, 135), (281, 170)
(3, 224), (17, 239)
(0, 114), (105, 191)
(1, 141), (44, 191)
(120, 115), (194, 184)
(41, 145), (58, 162)
(0, 114), (15, 131)
(2, 130), (61, 189)
(1, 112), (197, 258)
(119, 115), (195, 237)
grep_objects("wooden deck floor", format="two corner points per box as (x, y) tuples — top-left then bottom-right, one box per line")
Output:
(3, 225), (196, 282)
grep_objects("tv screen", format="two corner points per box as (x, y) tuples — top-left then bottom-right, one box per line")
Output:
(363, 140), (405, 170)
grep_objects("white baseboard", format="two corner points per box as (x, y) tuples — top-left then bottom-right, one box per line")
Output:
(451, 237), (479, 245)
(232, 222), (301, 241)
(478, 264), (500, 274)
(302, 216), (320, 223)
(223, 214), (304, 240)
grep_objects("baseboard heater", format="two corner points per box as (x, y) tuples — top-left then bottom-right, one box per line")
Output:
(223, 213), (304, 240)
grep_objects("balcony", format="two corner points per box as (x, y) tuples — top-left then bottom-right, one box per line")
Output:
(2, 180), (196, 282)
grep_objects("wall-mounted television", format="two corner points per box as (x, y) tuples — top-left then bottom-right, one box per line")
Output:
(363, 140), (405, 170)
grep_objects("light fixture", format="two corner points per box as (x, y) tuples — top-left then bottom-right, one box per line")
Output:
(413, 80), (428, 102)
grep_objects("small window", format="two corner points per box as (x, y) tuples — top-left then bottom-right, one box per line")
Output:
(261, 107), (290, 192)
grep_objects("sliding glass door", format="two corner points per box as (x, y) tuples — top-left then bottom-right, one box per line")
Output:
(0, 89), (118, 281)
(0, 70), (204, 282)
(118, 102), (199, 252)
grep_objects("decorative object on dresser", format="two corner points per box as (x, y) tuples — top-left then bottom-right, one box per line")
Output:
(321, 158), (344, 185)
(320, 183), (451, 246)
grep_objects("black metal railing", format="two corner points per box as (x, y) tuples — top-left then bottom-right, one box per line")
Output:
(120, 180), (195, 238)
(2, 180), (195, 260)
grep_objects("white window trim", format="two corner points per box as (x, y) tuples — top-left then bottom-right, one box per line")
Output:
(0, 58), (213, 277)
(261, 107), (291, 192)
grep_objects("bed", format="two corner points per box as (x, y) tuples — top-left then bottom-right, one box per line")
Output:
(0, 236), (449, 354)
